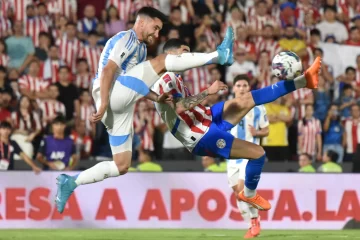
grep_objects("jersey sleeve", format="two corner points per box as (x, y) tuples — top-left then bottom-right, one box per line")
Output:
(11, 141), (22, 155)
(259, 105), (269, 128)
(158, 73), (181, 98)
(108, 31), (137, 68)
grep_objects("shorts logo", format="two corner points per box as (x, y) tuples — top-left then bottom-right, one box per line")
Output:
(120, 52), (125, 58)
(216, 139), (226, 149)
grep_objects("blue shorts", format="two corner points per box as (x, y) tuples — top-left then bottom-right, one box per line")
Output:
(192, 101), (235, 158)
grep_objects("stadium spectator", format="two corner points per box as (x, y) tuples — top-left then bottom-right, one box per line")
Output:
(105, 5), (126, 37)
(11, 96), (42, 159)
(95, 22), (108, 46)
(323, 104), (344, 163)
(278, 24), (307, 58)
(234, 26), (256, 62)
(74, 58), (93, 90)
(0, 91), (11, 123)
(134, 100), (155, 152)
(194, 14), (220, 50)
(106, 0), (134, 22)
(5, 21), (35, 72)
(298, 153), (316, 173)
(202, 156), (225, 172)
(221, 6), (246, 39)
(55, 66), (79, 122)
(75, 89), (95, 135)
(343, 104), (360, 161)
(255, 51), (272, 88)
(47, 0), (77, 23)
(80, 31), (102, 75)
(24, 4), (49, 48)
(41, 45), (66, 84)
(298, 104), (322, 161)
(314, 76), (331, 122)
(313, 48), (334, 84)
(136, 149), (163, 172)
(345, 26), (360, 46)
(77, 4), (98, 40)
(37, 3), (52, 28)
(71, 120), (93, 159)
(316, 6), (348, 43)
(0, 66), (13, 95)
(255, 24), (282, 60)
(0, 39), (9, 67)
(39, 84), (66, 129)
(225, 48), (256, 87)
(336, 84), (356, 119)
(0, 16), (12, 38)
(35, 32), (52, 61)
(318, 150), (342, 172)
(37, 115), (78, 171)
(0, 121), (41, 173)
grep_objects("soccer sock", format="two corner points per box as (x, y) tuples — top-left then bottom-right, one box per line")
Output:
(244, 154), (266, 197)
(237, 201), (252, 228)
(251, 75), (306, 106)
(164, 52), (218, 72)
(74, 161), (120, 185)
(249, 206), (259, 219)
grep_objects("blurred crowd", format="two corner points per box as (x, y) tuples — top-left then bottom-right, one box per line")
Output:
(0, 0), (360, 172)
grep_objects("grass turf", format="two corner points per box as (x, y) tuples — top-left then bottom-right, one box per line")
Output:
(0, 229), (360, 240)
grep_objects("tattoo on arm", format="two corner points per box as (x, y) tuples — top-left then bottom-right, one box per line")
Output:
(176, 90), (209, 111)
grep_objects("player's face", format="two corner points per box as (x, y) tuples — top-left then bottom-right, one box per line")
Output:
(142, 17), (163, 45)
(49, 86), (59, 98)
(52, 122), (66, 135)
(0, 127), (11, 139)
(233, 80), (250, 97)
(298, 155), (310, 167)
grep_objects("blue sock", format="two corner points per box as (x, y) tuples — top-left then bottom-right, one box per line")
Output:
(251, 80), (296, 105)
(245, 154), (266, 190)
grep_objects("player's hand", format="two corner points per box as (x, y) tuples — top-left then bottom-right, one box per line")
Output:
(157, 92), (172, 103)
(91, 104), (107, 123)
(208, 80), (228, 95)
(248, 125), (257, 137)
(48, 162), (58, 170)
(32, 166), (42, 174)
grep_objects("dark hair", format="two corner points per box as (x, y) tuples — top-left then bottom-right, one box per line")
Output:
(314, 47), (323, 55)
(0, 65), (6, 73)
(171, 6), (181, 13)
(324, 5), (337, 13)
(302, 104), (314, 126)
(52, 115), (66, 125)
(88, 30), (99, 37)
(17, 96), (35, 130)
(0, 39), (7, 54)
(37, 2), (46, 8)
(26, 4), (35, 10)
(66, 22), (77, 28)
(299, 153), (312, 161)
(76, 58), (88, 64)
(326, 150), (339, 162)
(0, 121), (11, 129)
(233, 74), (250, 85)
(310, 28), (321, 37)
(137, 7), (168, 23)
(343, 84), (353, 91)
(79, 88), (90, 96)
(163, 38), (189, 53)
(59, 66), (70, 72)
(256, 0), (267, 6)
(106, 5), (120, 22)
(350, 26), (359, 33)
(264, 24), (274, 30)
(345, 66), (356, 73)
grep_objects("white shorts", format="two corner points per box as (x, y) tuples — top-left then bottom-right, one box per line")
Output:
(92, 61), (159, 155)
(227, 159), (248, 187)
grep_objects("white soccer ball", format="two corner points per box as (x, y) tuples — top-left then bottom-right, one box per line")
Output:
(271, 51), (303, 80)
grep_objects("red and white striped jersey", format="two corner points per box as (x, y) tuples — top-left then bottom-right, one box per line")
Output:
(292, 89), (313, 119)
(79, 104), (95, 131)
(40, 59), (65, 84)
(106, 0), (133, 22)
(248, 15), (279, 32)
(39, 99), (66, 127)
(8, 0), (33, 22)
(298, 117), (322, 156)
(295, 4), (321, 26)
(47, 0), (77, 19)
(184, 67), (211, 95)
(133, 111), (155, 151)
(56, 36), (84, 73)
(75, 73), (93, 90)
(255, 39), (282, 60)
(0, 0), (11, 19)
(152, 72), (212, 152)
(11, 111), (42, 132)
(24, 17), (49, 47)
(339, 0), (360, 27)
(203, 27), (219, 50)
(19, 75), (49, 92)
(256, 66), (272, 88)
(80, 45), (102, 75)
(132, 0), (159, 14)
(221, 20), (246, 38)
(0, 54), (9, 67)
(0, 16), (12, 38)
(234, 40), (256, 56)
(70, 131), (93, 155)
(344, 118), (360, 154)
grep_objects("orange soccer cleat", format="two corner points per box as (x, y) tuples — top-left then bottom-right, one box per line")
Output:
(250, 217), (261, 236)
(244, 228), (255, 239)
(238, 191), (271, 211)
(305, 56), (321, 89)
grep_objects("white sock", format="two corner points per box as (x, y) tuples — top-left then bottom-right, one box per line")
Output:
(75, 161), (120, 185)
(164, 52), (218, 72)
(244, 186), (256, 198)
(237, 201), (251, 228)
(294, 74), (306, 89)
(249, 206), (259, 219)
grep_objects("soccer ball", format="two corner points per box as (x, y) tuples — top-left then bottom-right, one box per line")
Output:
(271, 51), (303, 80)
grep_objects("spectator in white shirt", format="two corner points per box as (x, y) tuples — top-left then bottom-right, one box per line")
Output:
(225, 48), (256, 87)
(316, 6), (348, 43)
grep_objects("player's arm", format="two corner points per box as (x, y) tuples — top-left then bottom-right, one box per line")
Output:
(175, 80), (227, 114)
(255, 106), (270, 137)
(253, 126), (269, 137)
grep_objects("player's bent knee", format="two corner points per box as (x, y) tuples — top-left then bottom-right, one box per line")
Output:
(253, 145), (265, 159)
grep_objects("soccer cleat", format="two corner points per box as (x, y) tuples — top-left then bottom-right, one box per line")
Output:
(250, 217), (261, 236)
(244, 229), (256, 239)
(305, 56), (321, 89)
(55, 174), (77, 213)
(217, 27), (234, 66)
(238, 191), (271, 211)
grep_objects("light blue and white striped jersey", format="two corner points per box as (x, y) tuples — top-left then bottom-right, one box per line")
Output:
(227, 105), (269, 165)
(94, 29), (147, 83)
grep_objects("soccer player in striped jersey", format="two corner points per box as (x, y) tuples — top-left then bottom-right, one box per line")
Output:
(227, 74), (269, 239)
(55, 7), (235, 213)
(152, 39), (321, 212)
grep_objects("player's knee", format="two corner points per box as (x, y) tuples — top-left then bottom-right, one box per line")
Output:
(253, 145), (265, 159)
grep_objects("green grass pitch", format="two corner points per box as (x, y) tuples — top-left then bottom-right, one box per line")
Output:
(1, 229), (360, 240)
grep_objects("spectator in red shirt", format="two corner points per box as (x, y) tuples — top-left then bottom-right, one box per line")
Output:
(71, 120), (93, 159)
(234, 26), (256, 62)
(345, 26), (360, 46)
(0, 91), (11, 123)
